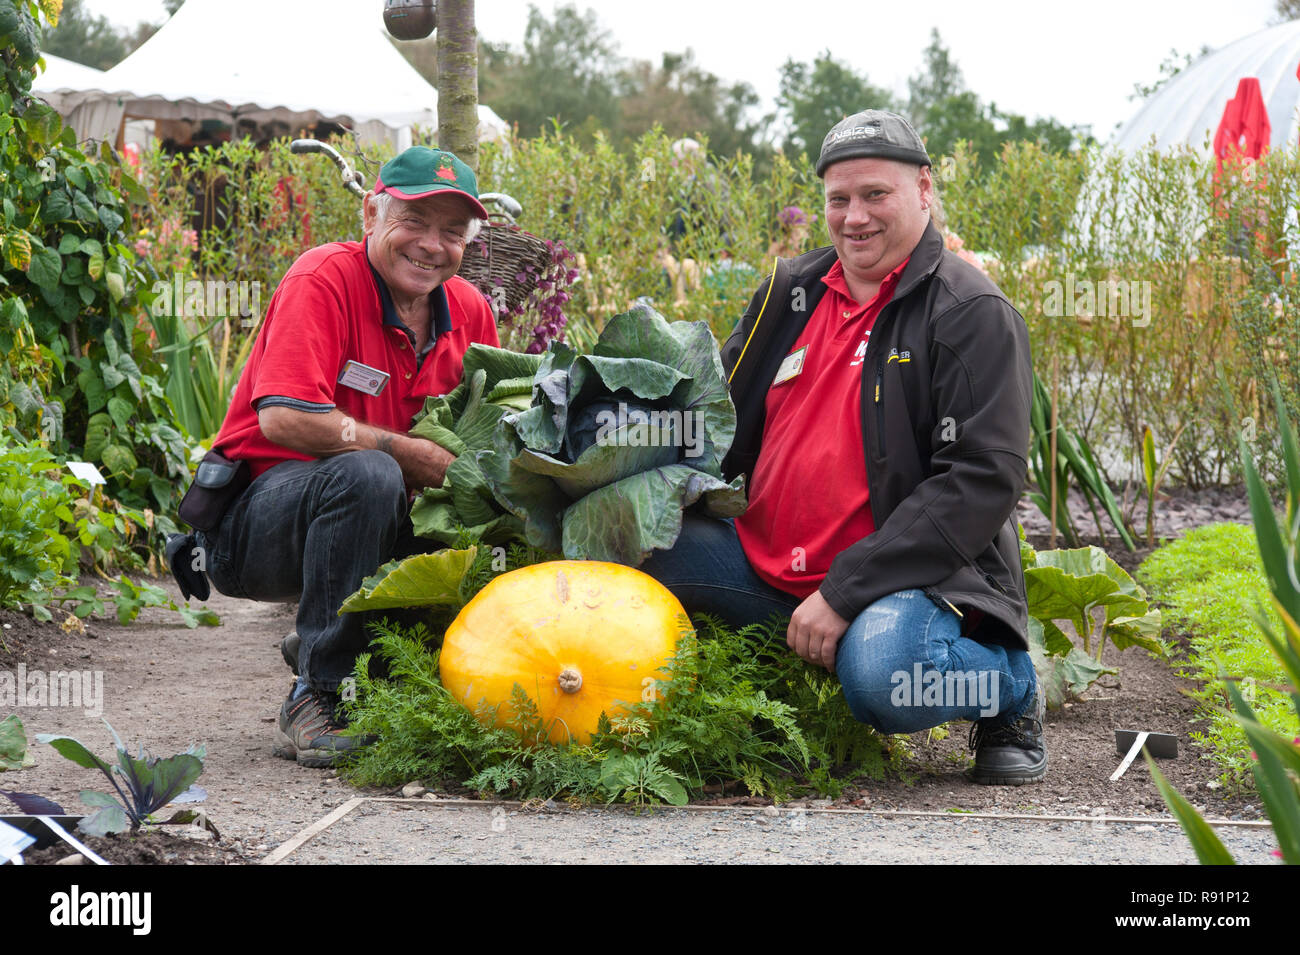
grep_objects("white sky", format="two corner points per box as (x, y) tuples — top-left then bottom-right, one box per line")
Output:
(86, 0), (1287, 139)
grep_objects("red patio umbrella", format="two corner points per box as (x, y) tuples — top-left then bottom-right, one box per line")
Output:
(1213, 77), (1271, 175)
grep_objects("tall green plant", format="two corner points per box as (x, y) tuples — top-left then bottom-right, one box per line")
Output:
(1150, 383), (1300, 864)
(1020, 532), (1162, 707)
(1028, 368), (1136, 550)
(2, 1), (189, 534)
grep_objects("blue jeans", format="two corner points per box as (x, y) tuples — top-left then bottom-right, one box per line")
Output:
(200, 450), (436, 692)
(639, 514), (1038, 731)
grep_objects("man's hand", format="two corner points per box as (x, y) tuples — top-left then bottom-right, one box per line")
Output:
(397, 434), (455, 488)
(787, 589), (850, 672)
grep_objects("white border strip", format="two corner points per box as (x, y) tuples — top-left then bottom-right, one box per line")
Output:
(260, 797), (366, 865)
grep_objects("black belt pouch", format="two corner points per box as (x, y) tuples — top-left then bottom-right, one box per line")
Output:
(177, 450), (251, 532)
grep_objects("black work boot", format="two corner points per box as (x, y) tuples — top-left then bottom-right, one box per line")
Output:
(968, 690), (1047, 785)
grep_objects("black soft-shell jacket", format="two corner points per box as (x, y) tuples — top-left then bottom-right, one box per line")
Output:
(720, 221), (1033, 649)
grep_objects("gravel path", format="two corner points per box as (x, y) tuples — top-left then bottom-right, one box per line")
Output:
(281, 800), (1279, 865)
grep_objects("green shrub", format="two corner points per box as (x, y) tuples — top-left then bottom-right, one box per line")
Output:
(0, 436), (85, 619)
(1138, 523), (1297, 788)
(2, 1), (191, 547)
(136, 131), (1300, 491)
(0, 433), (218, 627)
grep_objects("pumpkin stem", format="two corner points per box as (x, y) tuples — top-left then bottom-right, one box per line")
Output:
(557, 667), (583, 694)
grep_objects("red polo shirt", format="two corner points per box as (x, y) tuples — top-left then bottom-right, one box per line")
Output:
(213, 240), (499, 479)
(735, 257), (907, 598)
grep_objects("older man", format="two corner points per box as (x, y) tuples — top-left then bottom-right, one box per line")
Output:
(641, 109), (1044, 784)
(187, 146), (499, 767)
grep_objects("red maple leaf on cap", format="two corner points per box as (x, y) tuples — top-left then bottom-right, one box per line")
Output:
(436, 166), (457, 181)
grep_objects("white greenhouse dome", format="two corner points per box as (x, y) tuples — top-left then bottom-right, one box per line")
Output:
(1113, 18), (1300, 154)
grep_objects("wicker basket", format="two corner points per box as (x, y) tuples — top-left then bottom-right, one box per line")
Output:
(457, 220), (553, 315)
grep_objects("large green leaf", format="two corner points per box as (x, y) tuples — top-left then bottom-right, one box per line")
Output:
(101, 443), (138, 477)
(508, 434), (681, 500)
(460, 343), (543, 389)
(43, 190), (72, 222)
(410, 485), (523, 547)
(444, 455), (498, 529)
(485, 376), (535, 407)
(79, 805), (130, 836)
(410, 415), (467, 457)
(71, 189), (97, 224)
(1107, 609), (1164, 654)
(338, 548), (477, 613)
(0, 715), (34, 771)
(27, 245), (62, 289)
(485, 305), (743, 566)
(80, 789), (120, 808)
(560, 465), (746, 565)
(35, 733), (113, 774)
(478, 444), (570, 553)
(1025, 617), (1115, 708)
(1025, 546), (1150, 645)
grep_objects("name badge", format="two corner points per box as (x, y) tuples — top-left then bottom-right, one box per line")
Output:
(772, 345), (807, 387)
(337, 360), (390, 396)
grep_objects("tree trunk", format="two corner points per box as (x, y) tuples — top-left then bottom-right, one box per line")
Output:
(436, 0), (478, 172)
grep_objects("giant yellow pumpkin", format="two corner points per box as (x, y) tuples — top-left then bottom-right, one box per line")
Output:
(439, 561), (687, 745)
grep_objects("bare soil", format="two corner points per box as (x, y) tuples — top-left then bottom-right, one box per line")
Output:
(19, 828), (243, 865)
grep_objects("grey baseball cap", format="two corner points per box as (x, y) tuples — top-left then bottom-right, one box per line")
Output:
(816, 109), (931, 177)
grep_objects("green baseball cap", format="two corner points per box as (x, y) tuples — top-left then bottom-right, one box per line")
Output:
(373, 145), (488, 218)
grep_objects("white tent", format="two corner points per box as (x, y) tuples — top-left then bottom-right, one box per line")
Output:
(32, 52), (105, 108)
(1112, 19), (1300, 154)
(40, 0), (507, 150)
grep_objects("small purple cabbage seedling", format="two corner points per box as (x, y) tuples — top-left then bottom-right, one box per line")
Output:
(36, 720), (206, 837)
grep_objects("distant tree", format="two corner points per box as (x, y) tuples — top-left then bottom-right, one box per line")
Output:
(41, 0), (182, 70)
(487, 3), (621, 139)
(1274, 0), (1300, 21)
(616, 49), (766, 157)
(906, 30), (964, 110)
(40, 0), (130, 70)
(776, 51), (897, 159)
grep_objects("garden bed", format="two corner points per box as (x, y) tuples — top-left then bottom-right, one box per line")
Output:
(1, 488), (1274, 864)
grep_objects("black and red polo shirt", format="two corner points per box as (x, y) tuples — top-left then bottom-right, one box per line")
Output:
(735, 256), (907, 598)
(213, 240), (499, 479)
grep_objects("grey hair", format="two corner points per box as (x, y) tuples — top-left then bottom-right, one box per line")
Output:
(363, 191), (486, 242)
(927, 190), (947, 232)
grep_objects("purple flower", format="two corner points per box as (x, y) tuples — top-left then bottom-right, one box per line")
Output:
(778, 205), (810, 228)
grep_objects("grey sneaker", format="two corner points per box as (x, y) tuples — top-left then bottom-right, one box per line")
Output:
(272, 686), (374, 768)
(968, 690), (1047, 785)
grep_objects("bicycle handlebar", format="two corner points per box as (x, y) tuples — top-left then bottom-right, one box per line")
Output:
(290, 138), (523, 221)
(289, 138), (366, 197)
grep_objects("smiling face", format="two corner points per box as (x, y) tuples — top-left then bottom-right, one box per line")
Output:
(363, 191), (475, 307)
(824, 157), (933, 294)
